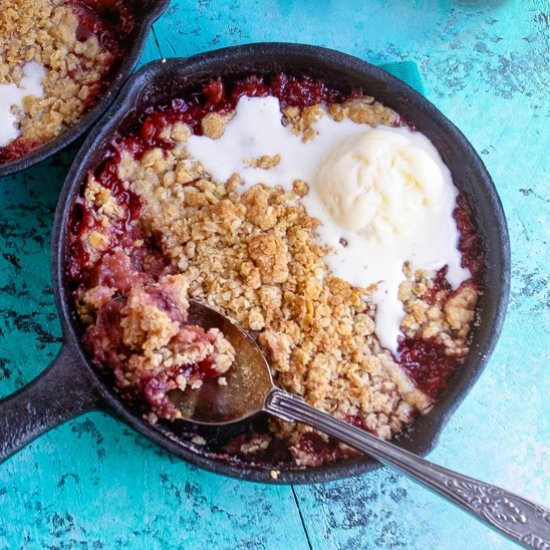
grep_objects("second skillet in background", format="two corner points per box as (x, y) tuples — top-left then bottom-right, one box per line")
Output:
(0, 0), (169, 177)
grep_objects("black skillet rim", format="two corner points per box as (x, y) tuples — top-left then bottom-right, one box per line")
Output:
(53, 43), (511, 484)
(0, 0), (170, 178)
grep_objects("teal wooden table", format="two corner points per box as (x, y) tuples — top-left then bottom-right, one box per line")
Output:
(1, 1), (549, 548)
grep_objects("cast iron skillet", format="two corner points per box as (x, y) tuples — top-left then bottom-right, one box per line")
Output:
(0, 44), (511, 484)
(0, 0), (170, 178)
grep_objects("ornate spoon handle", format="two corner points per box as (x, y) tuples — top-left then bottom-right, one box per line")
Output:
(266, 388), (550, 549)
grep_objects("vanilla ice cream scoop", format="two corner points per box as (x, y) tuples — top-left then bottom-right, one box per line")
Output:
(312, 125), (470, 353)
(316, 128), (446, 241)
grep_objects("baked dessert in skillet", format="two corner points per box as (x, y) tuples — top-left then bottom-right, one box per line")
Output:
(67, 73), (485, 467)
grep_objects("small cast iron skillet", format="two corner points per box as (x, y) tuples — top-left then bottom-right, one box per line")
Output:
(0, 0), (169, 178)
(0, 44), (511, 484)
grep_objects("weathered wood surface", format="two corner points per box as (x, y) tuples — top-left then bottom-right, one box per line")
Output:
(0, 1), (548, 548)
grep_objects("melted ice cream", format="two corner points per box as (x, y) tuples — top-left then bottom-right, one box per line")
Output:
(0, 61), (46, 148)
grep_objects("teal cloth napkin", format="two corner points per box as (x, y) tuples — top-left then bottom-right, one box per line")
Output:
(378, 61), (425, 95)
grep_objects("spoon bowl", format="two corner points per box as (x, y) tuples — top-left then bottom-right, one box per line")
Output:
(170, 300), (273, 425)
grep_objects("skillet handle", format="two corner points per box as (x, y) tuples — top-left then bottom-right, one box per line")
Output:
(0, 344), (105, 463)
(266, 388), (550, 549)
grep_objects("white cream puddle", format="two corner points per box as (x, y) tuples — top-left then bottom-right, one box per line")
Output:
(0, 61), (46, 148)
(187, 96), (470, 354)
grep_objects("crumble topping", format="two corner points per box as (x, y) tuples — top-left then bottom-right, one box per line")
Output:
(201, 111), (233, 139)
(246, 154), (281, 169)
(68, 75), (483, 467)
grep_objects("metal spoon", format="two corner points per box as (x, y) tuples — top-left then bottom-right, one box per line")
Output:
(171, 301), (550, 549)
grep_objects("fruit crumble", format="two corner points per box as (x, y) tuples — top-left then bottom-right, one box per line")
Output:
(67, 74), (484, 468)
(82, 274), (235, 422)
(0, 0), (134, 163)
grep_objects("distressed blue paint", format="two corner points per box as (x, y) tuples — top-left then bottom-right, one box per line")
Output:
(0, 1), (549, 549)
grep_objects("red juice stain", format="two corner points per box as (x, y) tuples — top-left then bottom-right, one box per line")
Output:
(297, 433), (342, 464)
(454, 195), (484, 283)
(296, 432), (359, 466)
(0, 138), (41, 164)
(169, 357), (221, 382)
(70, 0), (134, 53)
(197, 357), (220, 379)
(270, 73), (343, 107)
(66, 146), (142, 284)
(398, 338), (457, 399)
(343, 411), (375, 433)
(424, 266), (453, 305)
